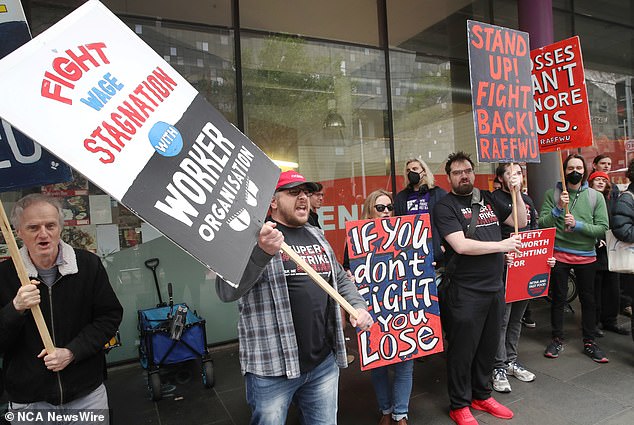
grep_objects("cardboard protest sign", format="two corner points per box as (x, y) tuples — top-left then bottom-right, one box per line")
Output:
(531, 36), (593, 152)
(0, 0), (72, 191)
(467, 20), (539, 163)
(0, 0), (279, 287)
(345, 214), (443, 371)
(505, 228), (555, 303)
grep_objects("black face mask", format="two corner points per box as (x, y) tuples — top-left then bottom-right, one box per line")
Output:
(407, 171), (421, 186)
(565, 171), (583, 185)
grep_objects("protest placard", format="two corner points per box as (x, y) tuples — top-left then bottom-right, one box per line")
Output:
(0, 0), (72, 191)
(0, 0), (279, 287)
(467, 20), (539, 163)
(345, 214), (443, 371)
(531, 36), (593, 152)
(505, 227), (555, 303)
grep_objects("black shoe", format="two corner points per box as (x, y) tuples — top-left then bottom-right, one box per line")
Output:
(521, 316), (536, 328)
(583, 341), (609, 363)
(544, 338), (563, 358)
(595, 327), (604, 337)
(602, 324), (631, 335)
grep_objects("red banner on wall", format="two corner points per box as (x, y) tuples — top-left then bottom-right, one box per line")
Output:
(531, 36), (593, 152)
(505, 228), (555, 303)
(345, 214), (443, 370)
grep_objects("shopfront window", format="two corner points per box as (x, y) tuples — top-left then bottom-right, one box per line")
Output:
(240, 33), (390, 259)
(575, 0), (633, 28)
(389, 51), (462, 191)
(126, 18), (237, 123)
(388, 0), (498, 191)
(240, 0), (380, 47)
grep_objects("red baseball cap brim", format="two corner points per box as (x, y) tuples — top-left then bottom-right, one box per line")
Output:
(275, 170), (319, 192)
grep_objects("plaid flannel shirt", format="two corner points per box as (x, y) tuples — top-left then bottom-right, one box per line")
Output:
(216, 224), (366, 378)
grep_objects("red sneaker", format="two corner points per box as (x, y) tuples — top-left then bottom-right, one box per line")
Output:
(449, 407), (479, 425)
(471, 397), (513, 419)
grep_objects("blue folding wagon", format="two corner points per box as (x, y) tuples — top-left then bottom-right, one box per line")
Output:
(137, 283), (214, 400)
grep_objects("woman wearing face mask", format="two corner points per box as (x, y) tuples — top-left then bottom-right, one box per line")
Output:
(588, 171), (630, 336)
(394, 159), (447, 269)
(539, 154), (610, 363)
(360, 190), (412, 425)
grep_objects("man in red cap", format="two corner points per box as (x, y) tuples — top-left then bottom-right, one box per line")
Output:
(216, 170), (373, 425)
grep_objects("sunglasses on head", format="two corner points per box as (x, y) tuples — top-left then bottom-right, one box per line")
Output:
(374, 204), (394, 212)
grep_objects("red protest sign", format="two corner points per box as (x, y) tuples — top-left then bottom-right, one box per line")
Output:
(531, 36), (593, 152)
(467, 20), (539, 163)
(505, 228), (555, 303)
(345, 214), (443, 371)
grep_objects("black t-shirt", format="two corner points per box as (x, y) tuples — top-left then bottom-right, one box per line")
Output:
(277, 222), (333, 373)
(433, 190), (510, 292)
(491, 189), (538, 239)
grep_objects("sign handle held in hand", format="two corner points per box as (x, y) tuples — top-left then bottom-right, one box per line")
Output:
(280, 242), (358, 320)
(557, 149), (570, 215)
(510, 162), (519, 235)
(0, 200), (56, 354)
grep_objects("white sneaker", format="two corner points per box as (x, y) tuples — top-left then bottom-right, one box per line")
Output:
(507, 361), (535, 382)
(492, 368), (511, 393)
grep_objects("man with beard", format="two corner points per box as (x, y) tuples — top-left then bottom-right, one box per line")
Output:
(433, 151), (525, 425)
(539, 154), (609, 362)
(216, 170), (373, 425)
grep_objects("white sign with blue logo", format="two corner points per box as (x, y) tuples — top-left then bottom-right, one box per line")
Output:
(0, 0), (279, 286)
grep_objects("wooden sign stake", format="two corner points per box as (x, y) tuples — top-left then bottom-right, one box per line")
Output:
(281, 242), (358, 320)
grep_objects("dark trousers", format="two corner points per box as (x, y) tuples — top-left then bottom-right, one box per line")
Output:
(440, 285), (504, 409)
(621, 273), (634, 341)
(594, 270), (620, 327)
(550, 261), (597, 341)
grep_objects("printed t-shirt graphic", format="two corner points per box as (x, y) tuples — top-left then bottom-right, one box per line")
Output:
(277, 222), (333, 373)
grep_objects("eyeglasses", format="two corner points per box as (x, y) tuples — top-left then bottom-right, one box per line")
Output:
(313, 192), (325, 198)
(450, 168), (474, 177)
(374, 204), (394, 212)
(284, 187), (314, 197)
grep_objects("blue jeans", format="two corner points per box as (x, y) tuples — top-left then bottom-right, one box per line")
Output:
(370, 360), (413, 421)
(245, 353), (339, 425)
